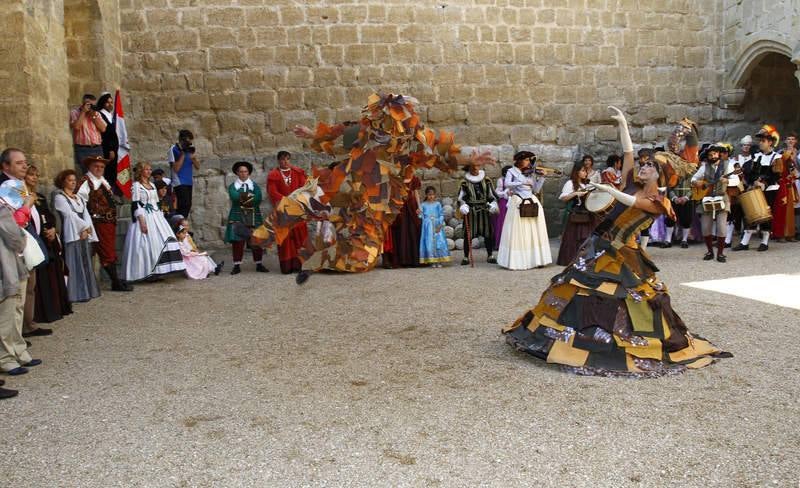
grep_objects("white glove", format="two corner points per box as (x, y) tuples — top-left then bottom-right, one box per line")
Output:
(459, 203), (470, 215)
(488, 201), (499, 214)
(591, 183), (636, 207)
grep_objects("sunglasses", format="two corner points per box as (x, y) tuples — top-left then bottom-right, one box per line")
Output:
(640, 161), (656, 167)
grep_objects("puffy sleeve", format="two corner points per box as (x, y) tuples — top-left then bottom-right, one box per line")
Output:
(559, 180), (576, 200)
(54, 193), (80, 243)
(531, 174), (545, 193)
(131, 182), (146, 219)
(690, 164), (705, 184)
(435, 202), (445, 227)
(495, 177), (508, 198)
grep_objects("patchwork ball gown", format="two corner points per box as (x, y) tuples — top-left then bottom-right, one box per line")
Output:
(503, 185), (731, 377)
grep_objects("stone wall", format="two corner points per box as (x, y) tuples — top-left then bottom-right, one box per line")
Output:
(64, 0), (124, 106)
(0, 0), (73, 180)
(118, 0), (729, 243)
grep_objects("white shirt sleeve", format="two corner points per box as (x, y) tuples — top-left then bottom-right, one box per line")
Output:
(77, 180), (91, 202)
(691, 164), (706, 184)
(167, 145), (176, 163)
(559, 180), (575, 200)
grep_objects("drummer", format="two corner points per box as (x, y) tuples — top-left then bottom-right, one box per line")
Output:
(733, 125), (781, 252)
(691, 143), (729, 262)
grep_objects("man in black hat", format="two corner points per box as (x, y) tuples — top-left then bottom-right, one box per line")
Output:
(77, 156), (133, 291)
(690, 143), (729, 262)
(457, 162), (499, 264)
(224, 161), (267, 274)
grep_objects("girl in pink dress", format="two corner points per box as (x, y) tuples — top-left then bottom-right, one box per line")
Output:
(175, 225), (222, 280)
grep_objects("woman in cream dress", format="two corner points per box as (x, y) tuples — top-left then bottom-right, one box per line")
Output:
(497, 151), (552, 270)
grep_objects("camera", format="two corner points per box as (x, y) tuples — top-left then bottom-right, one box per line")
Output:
(179, 140), (196, 154)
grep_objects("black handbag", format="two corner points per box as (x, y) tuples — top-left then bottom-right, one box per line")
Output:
(519, 198), (539, 218)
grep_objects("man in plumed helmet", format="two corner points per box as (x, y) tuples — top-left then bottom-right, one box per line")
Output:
(733, 125), (781, 252)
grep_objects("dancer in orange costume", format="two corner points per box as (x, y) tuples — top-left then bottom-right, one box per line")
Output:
(244, 93), (493, 284)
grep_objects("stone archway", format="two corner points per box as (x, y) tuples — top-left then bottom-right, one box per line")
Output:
(738, 52), (800, 134)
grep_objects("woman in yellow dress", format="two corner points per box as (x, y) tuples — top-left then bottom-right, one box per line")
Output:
(503, 107), (731, 377)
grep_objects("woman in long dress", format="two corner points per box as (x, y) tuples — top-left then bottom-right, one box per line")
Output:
(497, 151), (552, 270)
(121, 162), (185, 282)
(556, 161), (597, 265)
(503, 107), (730, 377)
(390, 168), (422, 267)
(52, 170), (100, 303)
(24, 165), (71, 322)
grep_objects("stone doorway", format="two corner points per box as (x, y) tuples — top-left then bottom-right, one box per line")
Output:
(740, 52), (800, 134)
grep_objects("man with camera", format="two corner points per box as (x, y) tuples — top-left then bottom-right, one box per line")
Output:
(167, 129), (200, 218)
(69, 94), (107, 170)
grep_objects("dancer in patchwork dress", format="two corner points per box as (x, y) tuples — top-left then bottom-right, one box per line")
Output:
(503, 107), (730, 377)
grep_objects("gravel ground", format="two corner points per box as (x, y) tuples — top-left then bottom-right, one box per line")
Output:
(2, 240), (799, 487)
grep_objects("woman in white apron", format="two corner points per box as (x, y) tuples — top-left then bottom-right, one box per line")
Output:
(497, 151), (552, 270)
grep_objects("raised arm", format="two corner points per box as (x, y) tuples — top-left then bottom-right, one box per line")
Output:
(609, 106), (634, 181)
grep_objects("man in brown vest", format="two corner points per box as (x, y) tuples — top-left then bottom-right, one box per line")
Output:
(77, 156), (133, 291)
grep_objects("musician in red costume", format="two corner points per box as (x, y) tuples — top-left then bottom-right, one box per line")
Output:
(266, 151), (308, 274)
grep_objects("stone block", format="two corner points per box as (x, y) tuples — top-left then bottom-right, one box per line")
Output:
(157, 30), (199, 51)
(329, 25), (358, 44)
(245, 8), (279, 26)
(206, 8), (244, 27)
(200, 27), (237, 47)
(344, 45), (374, 65)
(210, 47), (244, 69)
(175, 93), (210, 112)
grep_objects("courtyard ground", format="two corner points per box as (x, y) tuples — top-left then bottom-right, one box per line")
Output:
(2, 240), (799, 487)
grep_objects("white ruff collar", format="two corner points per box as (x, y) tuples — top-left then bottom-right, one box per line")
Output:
(234, 178), (253, 191)
(88, 172), (111, 190)
(464, 170), (485, 183)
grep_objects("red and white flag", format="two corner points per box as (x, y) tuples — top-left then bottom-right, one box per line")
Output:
(113, 89), (132, 198)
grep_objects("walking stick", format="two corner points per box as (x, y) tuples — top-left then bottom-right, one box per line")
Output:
(464, 212), (474, 267)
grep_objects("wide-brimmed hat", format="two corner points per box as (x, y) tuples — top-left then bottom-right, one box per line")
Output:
(82, 155), (109, 168)
(755, 124), (780, 146)
(232, 161), (253, 174)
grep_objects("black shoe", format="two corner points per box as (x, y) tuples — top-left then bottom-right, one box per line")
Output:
(230, 264), (241, 275)
(716, 254), (727, 263)
(296, 270), (311, 285)
(757, 244), (768, 252)
(256, 264), (269, 273)
(732, 244), (749, 251)
(703, 251), (714, 261)
(4, 367), (28, 376)
(461, 258), (469, 266)
(22, 328), (52, 338)
(214, 261), (224, 276)
(662, 241), (672, 248)
(487, 255), (497, 264)
(680, 241), (689, 249)
(23, 359), (42, 367)
(112, 281), (134, 292)
(0, 387), (18, 399)
(724, 242), (731, 248)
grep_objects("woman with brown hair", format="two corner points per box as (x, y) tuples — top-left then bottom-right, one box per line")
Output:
(121, 162), (185, 282)
(24, 165), (72, 322)
(496, 151), (552, 270)
(556, 161), (597, 265)
(52, 169), (100, 303)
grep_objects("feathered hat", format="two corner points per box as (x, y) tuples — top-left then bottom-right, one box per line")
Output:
(755, 125), (780, 147)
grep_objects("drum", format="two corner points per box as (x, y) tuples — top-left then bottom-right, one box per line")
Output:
(739, 188), (772, 225)
(585, 191), (615, 217)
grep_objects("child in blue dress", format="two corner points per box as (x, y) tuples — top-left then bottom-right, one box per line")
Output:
(419, 186), (451, 267)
